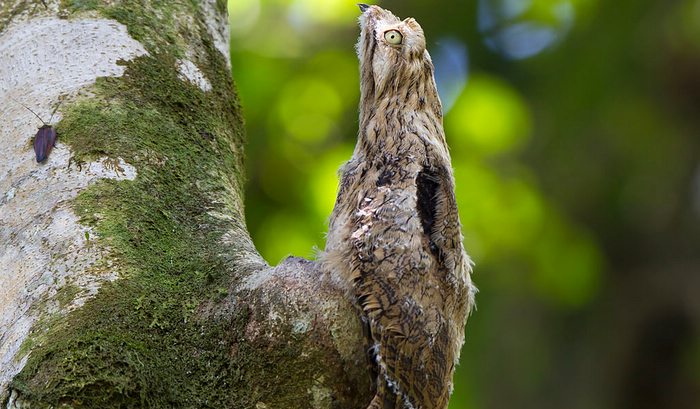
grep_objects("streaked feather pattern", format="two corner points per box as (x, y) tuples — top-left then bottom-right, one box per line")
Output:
(322, 5), (476, 409)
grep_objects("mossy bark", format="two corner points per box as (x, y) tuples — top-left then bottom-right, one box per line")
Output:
(1, 1), (369, 408)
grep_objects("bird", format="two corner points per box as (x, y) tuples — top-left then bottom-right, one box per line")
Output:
(321, 4), (476, 409)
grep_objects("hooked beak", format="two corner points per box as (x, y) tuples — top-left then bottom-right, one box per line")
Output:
(358, 3), (370, 13)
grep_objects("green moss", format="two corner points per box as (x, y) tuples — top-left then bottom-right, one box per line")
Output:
(15, 283), (83, 363)
(54, 284), (82, 308)
(63, 0), (100, 12)
(6, 1), (280, 408)
(0, 0), (31, 34)
(215, 0), (227, 16)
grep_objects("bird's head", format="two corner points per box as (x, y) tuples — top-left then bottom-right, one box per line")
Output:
(356, 5), (434, 104)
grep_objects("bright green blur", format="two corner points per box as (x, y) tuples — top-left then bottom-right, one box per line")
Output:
(230, 0), (700, 408)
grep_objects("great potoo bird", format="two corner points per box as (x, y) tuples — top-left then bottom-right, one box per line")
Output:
(321, 4), (476, 409)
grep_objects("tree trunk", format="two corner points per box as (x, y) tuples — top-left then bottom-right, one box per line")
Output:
(0, 1), (369, 407)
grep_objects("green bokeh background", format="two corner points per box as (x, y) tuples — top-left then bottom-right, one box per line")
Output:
(228, 0), (700, 407)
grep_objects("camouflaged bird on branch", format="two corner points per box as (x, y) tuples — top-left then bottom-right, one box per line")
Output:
(321, 5), (477, 409)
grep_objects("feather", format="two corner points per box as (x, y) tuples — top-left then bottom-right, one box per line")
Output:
(321, 5), (476, 409)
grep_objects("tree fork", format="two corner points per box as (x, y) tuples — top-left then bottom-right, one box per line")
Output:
(0, 1), (369, 407)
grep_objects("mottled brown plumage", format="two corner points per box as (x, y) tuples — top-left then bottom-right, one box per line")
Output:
(322, 5), (475, 409)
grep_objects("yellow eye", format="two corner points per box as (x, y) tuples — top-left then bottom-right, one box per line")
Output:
(384, 30), (403, 45)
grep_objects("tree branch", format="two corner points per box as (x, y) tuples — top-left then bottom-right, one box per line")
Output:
(0, 1), (368, 407)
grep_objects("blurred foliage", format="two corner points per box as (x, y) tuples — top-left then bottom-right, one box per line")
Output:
(229, 0), (700, 408)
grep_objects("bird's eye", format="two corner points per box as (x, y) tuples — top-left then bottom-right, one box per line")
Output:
(384, 30), (403, 45)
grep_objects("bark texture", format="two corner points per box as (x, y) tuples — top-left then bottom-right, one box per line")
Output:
(0, 1), (368, 408)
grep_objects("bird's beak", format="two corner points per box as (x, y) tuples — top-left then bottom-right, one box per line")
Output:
(358, 3), (370, 13)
